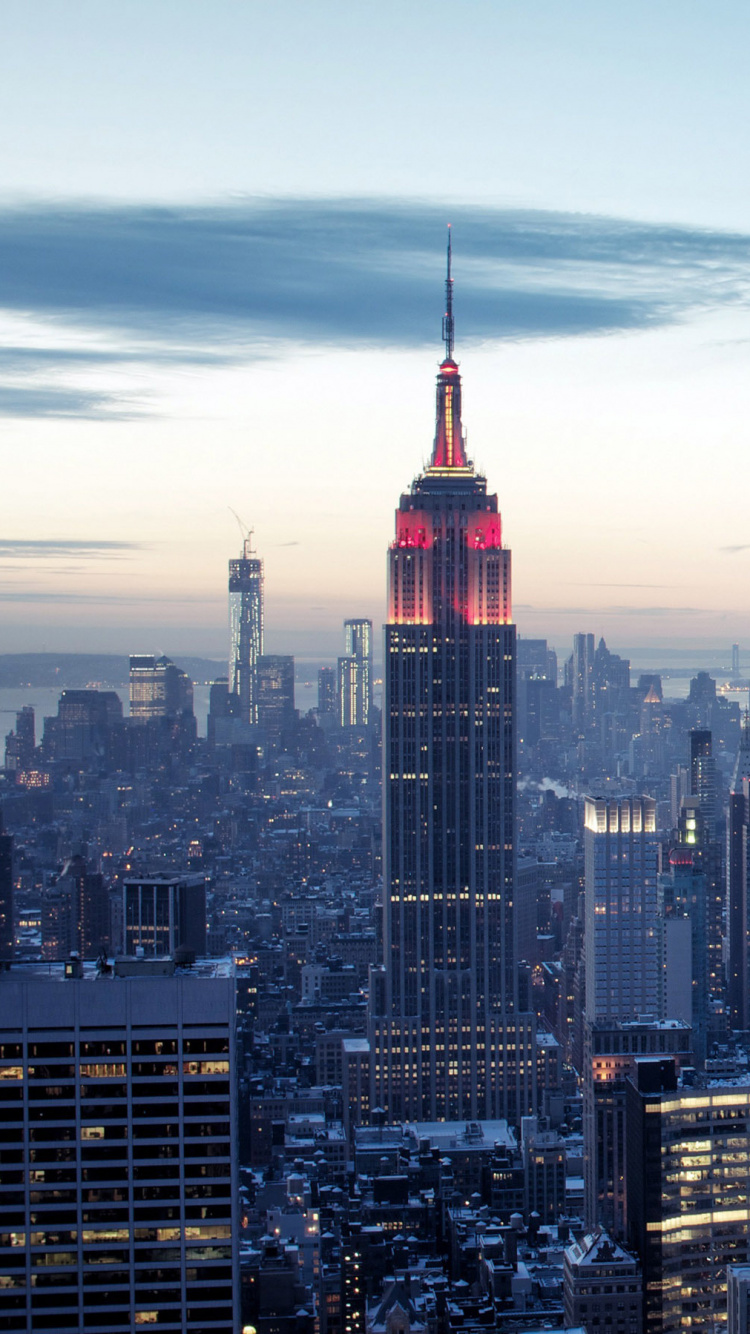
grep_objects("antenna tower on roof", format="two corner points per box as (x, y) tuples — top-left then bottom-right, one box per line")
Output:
(441, 225), (454, 362)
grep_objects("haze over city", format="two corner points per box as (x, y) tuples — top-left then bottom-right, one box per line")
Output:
(3, 0), (750, 661)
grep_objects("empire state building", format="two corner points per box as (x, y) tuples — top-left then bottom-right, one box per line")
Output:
(370, 237), (535, 1123)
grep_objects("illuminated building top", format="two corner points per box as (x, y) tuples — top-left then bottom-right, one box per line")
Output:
(389, 233), (510, 627)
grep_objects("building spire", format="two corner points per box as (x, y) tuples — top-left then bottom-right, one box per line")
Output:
(442, 225), (454, 361)
(430, 228), (469, 470)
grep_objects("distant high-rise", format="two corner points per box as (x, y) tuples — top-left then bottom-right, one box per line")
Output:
(690, 728), (717, 828)
(659, 804), (710, 1066)
(4, 703), (35, 771)
(727, 714), (750, 1028)
(41, 688), (123, 764)
(370, 235), (533, 1123)
(338, 618), (373, 727)
(317, 665), (337, 717)
(687, 730), (724, 1002)
(570, 632), (595, 732)
(257, 654), (296, 750)
(229, 533), (264, 725)
(0, 813), (13, 965)
(129, 654), (194, 722)
(41, 853), (111, 961)
(584, 795), (660, 1023)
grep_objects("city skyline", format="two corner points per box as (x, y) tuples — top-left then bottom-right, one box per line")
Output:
(4, 2), (750, 658)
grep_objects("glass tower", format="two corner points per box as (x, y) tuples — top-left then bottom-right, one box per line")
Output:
(228, 535), (264, 725)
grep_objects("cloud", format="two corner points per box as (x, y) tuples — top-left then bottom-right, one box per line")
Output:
(719, 544), (750, 554)
(2, 198), (750, 344)
(0, 383), (144, 419)
(523, 605), (713, 617)
(567, 581), (674, 589)
(1, 196), (750, 417)
(0, 590), (215, 603)
(0, 539), (144, 559)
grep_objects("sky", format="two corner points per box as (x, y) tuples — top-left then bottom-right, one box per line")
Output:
(3, 0), (750, 664)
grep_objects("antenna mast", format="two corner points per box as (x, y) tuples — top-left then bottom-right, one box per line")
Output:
(441, 225), (454, 361)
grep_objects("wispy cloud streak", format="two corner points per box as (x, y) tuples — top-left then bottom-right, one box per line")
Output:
(0, 539), (143, 558)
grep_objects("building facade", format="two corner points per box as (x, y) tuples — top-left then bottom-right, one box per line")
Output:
(129, 656), (194, 724)
(257, 654), (296, 750)
(370, 240), (532, 1123)
(0, 959), (239, 1333)
(627, 1058), (750, 1334)
(563, 1229), (643, 1333)
(0, 813), (13, 965)
(582, 1018), (692, 1236)
(727, 715), (750, 1029)
(122, 875), (207, 958)
(339, 619), (373, 728)
(584, 795), (660, 1024)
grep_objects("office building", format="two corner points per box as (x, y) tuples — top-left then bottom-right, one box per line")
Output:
(570, 632), (595, 733)
(257, 655), (296, 750)
(318, 666), (337, 718)
(689, 727), (717, 824)
(129, 655), (194, 723)
(370, 237), (534, 1123)
(0, 957), (239, 1333)
(627, 1058), (750, 1333)
(0, 812), (13, 964)
(123, 875), (207, 957)
(207, 676), (232, 748)
(4, 705), (35, 771)
(582, 1018), (691, 1236)
(42, 689), (123, 765)
(728, 1265), (750, 1334)
(517, 637), (558, 750)
(686, 732), (724, 1003)
(584, 796), (660, 1023)
(727, 714), (750, 1028)
(659, 801), (710, 1065)
(41, 854), (111, 961)
(229, 533), (264, 725)
(338, 619), (373, 728)
(563, 1229), (643, 1333)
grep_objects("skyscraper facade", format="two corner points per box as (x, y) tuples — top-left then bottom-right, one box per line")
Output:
(584, 795), (660, 1024)
(727, 714), (750, 1028)
(583, 794), (661, 1236)
(229, 534), (264, 725)
(339, 618), (373, 728)
(0, 813), (13, 965)
(129, 655), (194, 723)
(0, 959), (239, 1333)
(370, 239), (528, 1123)
(627, 1059), (750, 1334)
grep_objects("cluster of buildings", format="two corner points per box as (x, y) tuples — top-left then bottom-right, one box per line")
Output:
(3, 255), (750, 1331)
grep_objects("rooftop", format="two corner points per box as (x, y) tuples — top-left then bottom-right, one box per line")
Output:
(0, 955), (235, 982)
